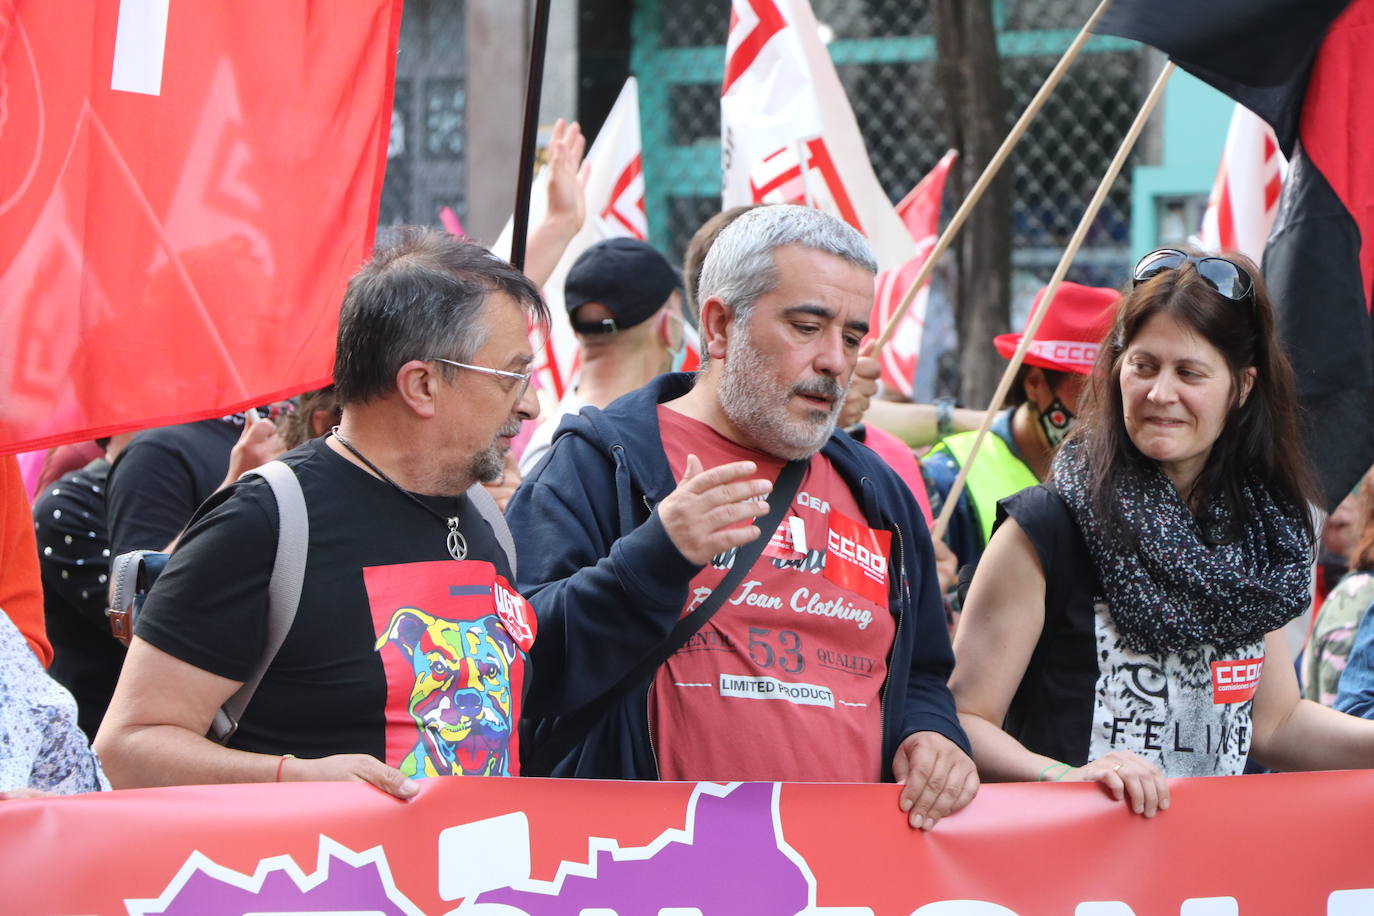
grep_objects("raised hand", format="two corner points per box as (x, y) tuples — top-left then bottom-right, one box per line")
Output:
(839, 338), (880, 429)
(657, 455), (773, 566)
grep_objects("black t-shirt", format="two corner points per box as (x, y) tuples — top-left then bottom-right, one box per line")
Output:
(106, 419), (241, 556)
(135, 437), (533, 777)
(997, 486), (1101, 767)
(34, 458), (125, 740)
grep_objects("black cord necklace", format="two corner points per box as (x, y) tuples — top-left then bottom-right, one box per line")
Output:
(330, 427), (468, 560)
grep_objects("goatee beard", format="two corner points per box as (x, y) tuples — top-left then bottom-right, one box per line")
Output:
(466, 418), (522, 484)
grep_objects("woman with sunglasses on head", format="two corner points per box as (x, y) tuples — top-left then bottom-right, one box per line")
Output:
(949, 249), (1374, 817)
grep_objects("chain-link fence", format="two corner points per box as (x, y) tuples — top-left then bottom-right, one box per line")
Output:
(632, 0), (1149, 399)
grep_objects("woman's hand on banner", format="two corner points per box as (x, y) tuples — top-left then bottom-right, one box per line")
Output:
(1071, 749), (1169, 817)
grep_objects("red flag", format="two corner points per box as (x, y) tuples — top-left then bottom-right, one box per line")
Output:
(0, 1), (403, 454)
(868, 150), (957, 398)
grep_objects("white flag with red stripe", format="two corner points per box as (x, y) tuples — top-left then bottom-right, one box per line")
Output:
(720, 0), (914, 271)
(870, 150), (957, 398)
(1198, 103), (1286, 263)
(494, 77), (690, 408)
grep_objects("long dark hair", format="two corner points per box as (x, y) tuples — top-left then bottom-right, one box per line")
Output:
(1073, 252), (1317, 545)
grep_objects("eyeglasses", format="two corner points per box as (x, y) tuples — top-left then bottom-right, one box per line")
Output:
(1132, 248), (1254, 303)
(428, 357), (532, 400)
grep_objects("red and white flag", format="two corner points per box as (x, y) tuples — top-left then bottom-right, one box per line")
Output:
(0, 1), (403, 453)
(720, 0), (914, 270)
(493, 77), (694, 408)
(1198, 103), (1287, 262)
(869, 150), (957, 398)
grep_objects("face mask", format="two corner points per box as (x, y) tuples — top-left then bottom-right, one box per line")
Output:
(1038, 395), (1076, 448)
(669, 342), (689, 372)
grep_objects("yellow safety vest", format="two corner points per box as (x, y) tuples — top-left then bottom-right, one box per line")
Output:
(930, 431), (1039, 547)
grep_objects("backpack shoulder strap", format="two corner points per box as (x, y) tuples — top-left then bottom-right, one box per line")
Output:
(210, 460), (309, 743)
(466, 482), (516, 579)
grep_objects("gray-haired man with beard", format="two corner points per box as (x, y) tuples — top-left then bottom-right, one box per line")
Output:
(508, 205), (977, 829)
(98, 228), (544, 793)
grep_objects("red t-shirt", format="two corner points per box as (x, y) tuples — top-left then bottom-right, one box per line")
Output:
(652, 407), (894, 782)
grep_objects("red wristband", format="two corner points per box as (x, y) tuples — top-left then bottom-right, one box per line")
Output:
(275, 753), (295, 782)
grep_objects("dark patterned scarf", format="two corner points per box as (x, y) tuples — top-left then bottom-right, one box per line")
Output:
(1050, 438), (1312, 655)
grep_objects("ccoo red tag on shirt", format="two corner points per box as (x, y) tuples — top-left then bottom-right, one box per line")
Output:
(1210, 657), (1264, 704)
(823, 511), (891, 605)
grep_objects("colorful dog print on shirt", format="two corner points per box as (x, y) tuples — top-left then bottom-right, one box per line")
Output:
(375, 608), (518, 777)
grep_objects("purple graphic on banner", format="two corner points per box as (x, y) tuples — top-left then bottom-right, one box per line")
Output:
(478, 781), (813, 914)
(125, 838), (424, 916)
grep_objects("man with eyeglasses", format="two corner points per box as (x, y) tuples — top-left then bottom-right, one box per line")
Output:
(97, 228), (545, 795)
(519, 237), (688, 476)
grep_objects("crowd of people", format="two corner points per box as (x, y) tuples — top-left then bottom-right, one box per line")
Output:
(5, 126), (1374, 839)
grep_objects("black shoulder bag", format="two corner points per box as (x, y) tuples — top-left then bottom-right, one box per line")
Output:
(524, 458), (807, 776)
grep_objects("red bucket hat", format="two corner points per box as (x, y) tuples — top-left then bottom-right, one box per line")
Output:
(993, 281), (1120, 376)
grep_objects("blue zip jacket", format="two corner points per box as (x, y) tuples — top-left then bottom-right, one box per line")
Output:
(508, 372), (970, 779)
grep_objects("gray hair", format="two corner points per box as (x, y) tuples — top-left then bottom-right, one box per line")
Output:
(333, 227), (547, 405)
(696, 204), (877, 326)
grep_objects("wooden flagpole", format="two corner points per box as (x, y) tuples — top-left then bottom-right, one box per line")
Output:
(931, 61), (1177, 540)
(873, 0), (1114, 352)
(508, 0), (553, 271)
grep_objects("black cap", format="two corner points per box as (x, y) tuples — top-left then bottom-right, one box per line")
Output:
(564, 238), (681, 334)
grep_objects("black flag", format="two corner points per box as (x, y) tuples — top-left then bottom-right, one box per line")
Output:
(1097, 0), (1374, 509)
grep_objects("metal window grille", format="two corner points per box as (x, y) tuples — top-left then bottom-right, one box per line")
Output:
(631, 0), (1147, 398)
(379, 0), (468, 228)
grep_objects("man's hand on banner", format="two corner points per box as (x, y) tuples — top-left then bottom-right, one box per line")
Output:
(658, 455), (772, 566)
(839, 339), (880, 430)
(1069, 749), (1170, 817)
(525, 118), (591, 288)
(894, 730), (979, 830)
(280, 753), (419, 801)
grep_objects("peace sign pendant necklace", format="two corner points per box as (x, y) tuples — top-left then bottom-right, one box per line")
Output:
(331, 428), (468, 561)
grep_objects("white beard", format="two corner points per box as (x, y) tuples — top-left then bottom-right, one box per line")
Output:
(716, 323), (845, 461)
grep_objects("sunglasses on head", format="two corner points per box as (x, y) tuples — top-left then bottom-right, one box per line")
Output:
(1132, 248), (1254, 303)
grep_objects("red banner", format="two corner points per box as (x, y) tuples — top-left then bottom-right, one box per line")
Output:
(0, 0), (403, 454)
(5, 772), (1374, 913)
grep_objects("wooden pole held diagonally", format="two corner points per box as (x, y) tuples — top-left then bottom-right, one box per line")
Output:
(874, 0), (1115, 352)
(930, 61), (1177, 541)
